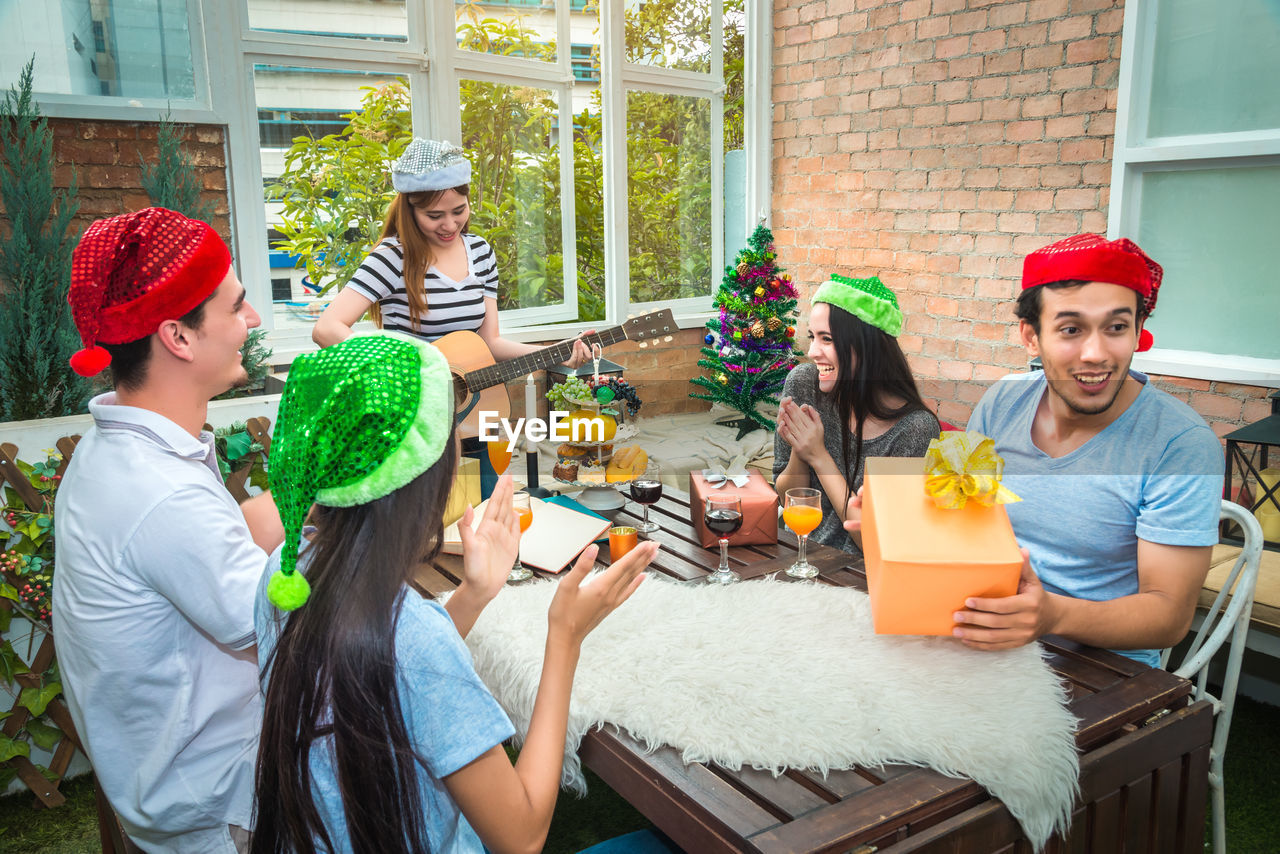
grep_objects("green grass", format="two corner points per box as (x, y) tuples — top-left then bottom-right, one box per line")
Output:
(2, 697), (1276, 853)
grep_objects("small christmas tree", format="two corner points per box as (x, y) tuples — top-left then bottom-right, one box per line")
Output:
(0, 58), (90, 421)
(689, 225), (799, 439)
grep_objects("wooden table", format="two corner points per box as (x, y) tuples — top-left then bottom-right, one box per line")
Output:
(416, 489), (1214, 854)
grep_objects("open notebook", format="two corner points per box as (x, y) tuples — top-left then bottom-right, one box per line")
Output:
(442, 496), (611, 574)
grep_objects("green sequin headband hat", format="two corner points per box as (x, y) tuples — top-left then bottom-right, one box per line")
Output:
(810, 274), (904, 337)
(265, 332), (454, 611)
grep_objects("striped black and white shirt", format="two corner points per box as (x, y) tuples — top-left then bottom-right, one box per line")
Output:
(344, 234), (500, 341)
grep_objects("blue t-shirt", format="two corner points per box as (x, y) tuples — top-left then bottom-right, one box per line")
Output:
(255, 549), (515, 853)
(968, 371), (1223, 668)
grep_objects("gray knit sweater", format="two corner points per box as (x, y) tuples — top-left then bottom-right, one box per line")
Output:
(773, 363), (940, 554)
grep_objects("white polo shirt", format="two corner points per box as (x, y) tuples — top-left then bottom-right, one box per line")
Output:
(52, 393), (265, 854)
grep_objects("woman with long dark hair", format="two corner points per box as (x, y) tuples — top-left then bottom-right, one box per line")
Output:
(251, 332), (652, 854)
(312, 137), (590, 366)
(773, 275), (939, 554)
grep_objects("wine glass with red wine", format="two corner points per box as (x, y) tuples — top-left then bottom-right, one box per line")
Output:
(703, 494), (743, 585)
(629, 460), (663, 534)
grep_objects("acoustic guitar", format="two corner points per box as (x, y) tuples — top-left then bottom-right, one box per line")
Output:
(433, 309), (677, 438)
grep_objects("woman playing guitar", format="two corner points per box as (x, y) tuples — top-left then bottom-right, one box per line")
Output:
(312, 137), (592, 371)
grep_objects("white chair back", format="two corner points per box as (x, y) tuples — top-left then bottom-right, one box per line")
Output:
(1163, 500), (1263, 854)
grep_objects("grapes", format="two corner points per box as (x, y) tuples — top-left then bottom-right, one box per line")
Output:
(548, 376), (642, 416)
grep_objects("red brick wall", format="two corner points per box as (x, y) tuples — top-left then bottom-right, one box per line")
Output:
(771, 0), (1272, 439)
(0, 119), (230, 251)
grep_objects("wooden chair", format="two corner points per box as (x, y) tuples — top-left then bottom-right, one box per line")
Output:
(95, 775), (144, 854)
(1162, 500), (1263, 854)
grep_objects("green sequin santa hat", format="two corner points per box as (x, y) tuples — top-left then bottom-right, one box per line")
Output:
(810, 274), (904, 337)
(266, 332), (454, 611)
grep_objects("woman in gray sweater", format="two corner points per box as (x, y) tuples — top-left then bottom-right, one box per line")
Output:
(774, 275), (939, 555)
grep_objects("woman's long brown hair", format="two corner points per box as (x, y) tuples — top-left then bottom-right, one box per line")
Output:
(369, 186), (471, 332)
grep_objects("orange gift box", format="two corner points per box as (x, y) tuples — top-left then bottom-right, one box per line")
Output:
(689, 472), (779, 549)
(862, 456), (1022, 636)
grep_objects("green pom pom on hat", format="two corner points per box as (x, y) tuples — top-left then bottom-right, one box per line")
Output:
(266, 332), (454, 612)
(811, 274), (904, 337)
(266, 568), (311, 612)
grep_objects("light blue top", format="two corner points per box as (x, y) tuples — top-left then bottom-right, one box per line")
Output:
(255, 549), (515, 853)
(968, 371), (1223, 668)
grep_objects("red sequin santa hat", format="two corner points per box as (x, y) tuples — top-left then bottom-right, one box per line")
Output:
(67, 207), (232, 377)
(1022, 233), (1163, 352)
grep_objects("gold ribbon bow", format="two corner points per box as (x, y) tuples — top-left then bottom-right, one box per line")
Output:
(923, 430), (1021, 510)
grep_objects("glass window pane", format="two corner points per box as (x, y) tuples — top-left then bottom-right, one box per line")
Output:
(461, 80), (565, 312)
(1147, 0), (1280, 138)
(247, 0), (407, 42)
(627, 90), (712, 303)
(254, 65), (411, 330)
(723, 3), (747, 259)
(2, 0), (195, 100)
(1137, 164), (1280, 360)
(456, 0), (557, 64)
(625, 0), (712, 73)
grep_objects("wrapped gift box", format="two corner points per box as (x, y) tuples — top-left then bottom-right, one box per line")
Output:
(689, 471), (779, 549)
(444, 456), (481, 525)
(862, 456), (1022, 636)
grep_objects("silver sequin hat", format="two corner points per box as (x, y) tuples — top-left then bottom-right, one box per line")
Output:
(391, 138), (472, 193)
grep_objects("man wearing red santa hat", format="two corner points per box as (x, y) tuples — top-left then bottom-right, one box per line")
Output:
(951, 234), (1222, 667)
(52, 208), (281, 853)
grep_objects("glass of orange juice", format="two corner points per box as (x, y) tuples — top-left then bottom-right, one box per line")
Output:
(487, 437), (514, 477)
(608, 526), (638, 562)
(509, 490), (533, 583)
(783, 487), (823, 579)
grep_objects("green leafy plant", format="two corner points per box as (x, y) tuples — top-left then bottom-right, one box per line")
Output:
(140, 115), (215, 223)
(0, 57), (91, 422)
(215, 328), (273, 401)
(0, 449), (64, 791)
(267, 82), (412, 296)
(214, 423), (269, 492)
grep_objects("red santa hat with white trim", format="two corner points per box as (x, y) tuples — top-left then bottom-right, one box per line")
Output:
(67, 207), (231, 377)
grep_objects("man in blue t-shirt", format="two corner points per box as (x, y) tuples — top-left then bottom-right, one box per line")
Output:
(956, 235), (1222, 668)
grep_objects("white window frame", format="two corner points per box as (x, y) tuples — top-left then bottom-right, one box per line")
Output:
(29, 0), (773, 357)
(1110, 0), (1280, 388)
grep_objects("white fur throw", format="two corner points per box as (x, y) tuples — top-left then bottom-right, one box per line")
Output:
(458, 577), (1079, 850)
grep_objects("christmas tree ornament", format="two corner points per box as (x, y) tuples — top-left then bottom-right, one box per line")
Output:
(786, 326), (795, 336)
(595, 385), (616, 404)
(736, 261), (749, 276)
(720, 346), (731, 357)
(750, 319), (766, 337)
(716, 373), (728, 385)
(811, 273), (904, 337)
(769, 278), (780, 290)
(703, 332), (715, 345)
(733, 330), (743, 341)
(767, 317), (782, 332)
(754, 286), (765, 298)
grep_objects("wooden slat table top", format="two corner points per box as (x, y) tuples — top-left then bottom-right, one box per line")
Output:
(417, 487), (1197, 854)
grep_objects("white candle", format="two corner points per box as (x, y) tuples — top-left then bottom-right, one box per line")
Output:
(525, 375), (538, 449)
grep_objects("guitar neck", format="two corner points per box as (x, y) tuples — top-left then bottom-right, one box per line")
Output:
(463, 326), (627, 393)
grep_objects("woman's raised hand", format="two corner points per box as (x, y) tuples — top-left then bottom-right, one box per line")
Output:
(547, 541), (654, 647)
(777, 398), (826, 463)
(458, 475), (521, 604)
